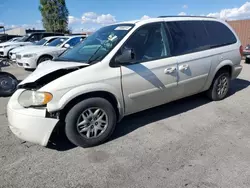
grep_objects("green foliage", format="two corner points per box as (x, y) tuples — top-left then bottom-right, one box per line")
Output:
(39, 0), (69, 33)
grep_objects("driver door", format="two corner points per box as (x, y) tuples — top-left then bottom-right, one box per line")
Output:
(120, 22), (178, 115)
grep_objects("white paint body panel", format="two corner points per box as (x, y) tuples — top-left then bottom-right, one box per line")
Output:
(7, 17), (243, 146)
(15, 36), (84, 68)
(7, 89), (58, 146)
(0, 41), (33, 57)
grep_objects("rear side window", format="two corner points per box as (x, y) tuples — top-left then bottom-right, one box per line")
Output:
(203, 21), (237, 48)
(166, 21), (210, 56)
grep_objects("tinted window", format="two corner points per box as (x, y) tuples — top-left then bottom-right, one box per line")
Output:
(28, 33), (43, 42)
(122, 23), (169, 62)
(65, 37), (83, 47)
(204, 21), (237, 48)
(166, 21), (210, 56)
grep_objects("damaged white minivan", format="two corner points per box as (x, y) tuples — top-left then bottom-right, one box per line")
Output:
(7, 16), (243, 148)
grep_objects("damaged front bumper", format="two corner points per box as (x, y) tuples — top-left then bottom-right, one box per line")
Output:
(7, 89), (59, 146)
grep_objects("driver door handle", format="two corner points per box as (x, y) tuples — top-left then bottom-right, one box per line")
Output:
(164, 67), (176, 74)
(179, 64), (189, 71)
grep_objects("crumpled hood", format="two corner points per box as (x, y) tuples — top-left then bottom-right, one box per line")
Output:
(19, 60), (89, 85)
(18, 46), (62, 55)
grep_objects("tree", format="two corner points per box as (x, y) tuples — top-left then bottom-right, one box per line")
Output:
(39, 0), (69, 33)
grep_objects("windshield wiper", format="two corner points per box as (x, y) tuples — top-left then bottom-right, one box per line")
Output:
(87, 40), (110, 64)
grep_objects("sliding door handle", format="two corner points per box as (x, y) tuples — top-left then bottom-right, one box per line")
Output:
(164, 67), (176, 74)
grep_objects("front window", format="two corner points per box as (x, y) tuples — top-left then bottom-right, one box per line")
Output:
(47, 37), (69, 47)
(35, 38), (47, 45)
(55, 24), (134, 63)
(121, 22), (170, 62)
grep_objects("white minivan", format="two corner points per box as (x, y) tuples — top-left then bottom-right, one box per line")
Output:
(7, 16), (243, 148)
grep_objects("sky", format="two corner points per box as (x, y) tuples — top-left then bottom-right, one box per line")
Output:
(0, 0), (250, 33)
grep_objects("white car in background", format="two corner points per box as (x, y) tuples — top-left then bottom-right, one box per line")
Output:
(9, 36), (60, 61)
(7, 37), (22, 42)
(0, 37), (33, 58)
(16, 35), (86, 69)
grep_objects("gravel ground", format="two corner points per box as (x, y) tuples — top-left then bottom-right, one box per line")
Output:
(0, 62), (250, 188)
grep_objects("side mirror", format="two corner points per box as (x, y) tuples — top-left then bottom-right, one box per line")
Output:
(64, 44), (70, 48)
(115, 48), (135, 64)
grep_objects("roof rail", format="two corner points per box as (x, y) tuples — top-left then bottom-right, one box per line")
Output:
(158, 15), (216, 19)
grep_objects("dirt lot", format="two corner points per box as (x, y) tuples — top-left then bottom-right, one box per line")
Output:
(1, 62), (250, 188)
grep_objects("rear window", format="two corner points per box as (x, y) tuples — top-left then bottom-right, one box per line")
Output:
(166, 21), (210, 56)
(203, 21), (237, 48)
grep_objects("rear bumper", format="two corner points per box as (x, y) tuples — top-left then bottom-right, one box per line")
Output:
(231, 64), (242, 79)
(7, 89), (59, 146)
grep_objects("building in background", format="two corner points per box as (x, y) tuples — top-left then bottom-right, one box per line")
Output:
(0, 27), (45, 36)
(228, 19), (250, 48)
(0, 26), (92, 36)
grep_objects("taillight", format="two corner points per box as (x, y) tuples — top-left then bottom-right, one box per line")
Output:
(240, 45), (243, 57)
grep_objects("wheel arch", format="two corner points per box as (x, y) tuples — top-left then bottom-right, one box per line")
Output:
(37, 54), (53, 65)
(203, 60), (233, 91)
(57, 90), (124, 122)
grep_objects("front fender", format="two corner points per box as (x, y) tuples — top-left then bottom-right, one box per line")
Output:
(46, 83), (124, 117)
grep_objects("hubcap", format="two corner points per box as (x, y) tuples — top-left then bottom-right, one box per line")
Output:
(217, 76), (228, 97)
(76, 108), (108, 139)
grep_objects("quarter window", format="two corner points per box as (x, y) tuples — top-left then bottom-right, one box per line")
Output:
(122, 23), (170, 62)
(203, 21), (237, 48)
(166, 21), (210, 56)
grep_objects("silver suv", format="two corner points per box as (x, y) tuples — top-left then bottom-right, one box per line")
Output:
(7, 16), (243, 148)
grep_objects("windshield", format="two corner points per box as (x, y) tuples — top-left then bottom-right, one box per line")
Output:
(47, 37), (69, 47)
(7, 38), (15, 42)
(55, 24), (134, 63)
(35, 38), (47, 45)
(18, 34), (31, 42)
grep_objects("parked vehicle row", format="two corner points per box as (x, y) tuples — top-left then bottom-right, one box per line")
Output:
(7, 16), (243, 148)
(0, 32), (64, 58)
(14, 35), (85, 69)
(9, 36), (60, 61)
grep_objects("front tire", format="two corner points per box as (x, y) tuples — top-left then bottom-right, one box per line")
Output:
(0, 72), (18, 97)
(206, 71), (230, 101)
(65, 98), (117, 148)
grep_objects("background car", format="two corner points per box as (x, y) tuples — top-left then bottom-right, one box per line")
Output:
(16, 35), (86, 69)
(5, 36), (22, 42)
(0, 32), (64, 58)
(9, 36), (61, 61)
(243, 44), (250, 63)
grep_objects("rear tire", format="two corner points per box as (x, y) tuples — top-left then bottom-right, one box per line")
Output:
(65, 98), (117, 148)
(206, 71), (230, 101)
